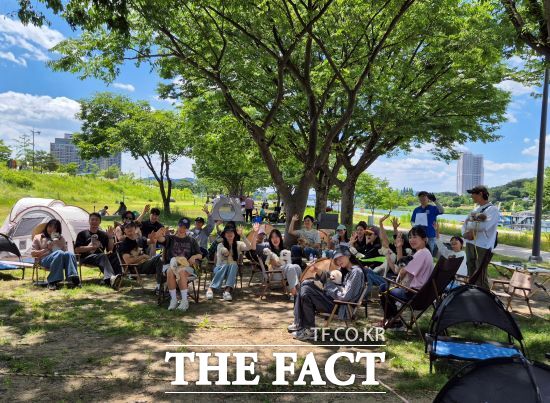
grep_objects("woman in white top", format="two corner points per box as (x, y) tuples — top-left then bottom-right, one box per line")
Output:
(206, 223), (257, 301)
(433, 222), (466, 276)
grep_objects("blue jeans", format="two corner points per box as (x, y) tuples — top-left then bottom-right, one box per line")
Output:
(379, 282), (414, 321)
(40, 250), (78, 284)
(210, 263), (238, 290)
(428, 237), (437, 256)
(366, 269), (386, 295)
(291, 245), (320, 265)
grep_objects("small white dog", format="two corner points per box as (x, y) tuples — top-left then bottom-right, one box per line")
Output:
(263, 248), (280, 266)
(279, 249), (292, 265)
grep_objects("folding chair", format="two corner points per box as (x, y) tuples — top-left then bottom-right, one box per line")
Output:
(491, 271), (534, 316)
(319, 282), (369, 327)
(382, 256), (463, 339)
(114, 242), (143, 286)
(252, 255), (288, 299)
(456, 251), (493, 286)
(71, 242), (84, 280)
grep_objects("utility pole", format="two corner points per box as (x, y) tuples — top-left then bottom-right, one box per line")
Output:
(30, 128), (40, 172)
(530, 63), (549, 263)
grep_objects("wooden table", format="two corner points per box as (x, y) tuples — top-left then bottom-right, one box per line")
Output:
(490, 261), (550, 298)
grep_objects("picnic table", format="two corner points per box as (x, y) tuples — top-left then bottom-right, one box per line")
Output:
(490, 261), (550, 298)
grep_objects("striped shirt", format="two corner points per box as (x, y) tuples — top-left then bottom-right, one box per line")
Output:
(334, 265), (365, 320)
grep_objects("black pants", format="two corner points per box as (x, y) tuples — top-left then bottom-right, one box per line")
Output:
(245, 208), (253, 222)
(82, 253), (121, 279)
(294, 281), (334, 328)
(137, 254), (163, 284)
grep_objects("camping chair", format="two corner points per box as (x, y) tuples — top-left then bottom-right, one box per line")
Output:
(382, 256), (463, 339)
(319, 281), (369, 328)
(71, 242), (85, 281)
(114, 242), (143, 286)
(157, 248), (201, 306)
(0, 233), (30, 280)
(425, 285), (526, 373)
(252, 254), (288, 299)
(491, 271), (534, 316)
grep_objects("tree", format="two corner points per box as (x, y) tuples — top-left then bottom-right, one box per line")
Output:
(34, 151), (59, 172)
(355, 173), (406, 220)
(0, 139), (12, 162)
(14, 133), (32, 169)
(21, 0), (421, 229)
(73, 92), (185, 213)
(58, 162), (79, 176)
(180, 93), (273, 196)
(101, 165), (121, 179)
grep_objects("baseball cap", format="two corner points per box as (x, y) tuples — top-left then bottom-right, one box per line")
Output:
(333, 245), (352, 260)
(178, 218), (191, 228)
(195, 217), (205, 223)
(467, 185), (489, 195)
(336, 224), (347, 231)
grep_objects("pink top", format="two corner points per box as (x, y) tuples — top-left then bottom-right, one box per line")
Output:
(32, 233), (68, 257)
(404, 248), (433, 289)
(244, 197), (254, 209)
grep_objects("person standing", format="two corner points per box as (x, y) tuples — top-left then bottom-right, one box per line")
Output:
(411, 191), (444, 255)
(461, 186), (499, 289)
(244, 195), (254, 223)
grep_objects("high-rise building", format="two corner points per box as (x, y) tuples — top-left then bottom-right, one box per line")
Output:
(457, 152), (484, 195)
(50, 133), (121, 173)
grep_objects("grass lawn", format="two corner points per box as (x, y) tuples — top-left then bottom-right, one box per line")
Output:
(0, 261), (548, 401)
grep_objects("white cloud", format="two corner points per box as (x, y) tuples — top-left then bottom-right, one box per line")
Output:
(521, 135), (550, 157)
(524, 137), (531, 143)
(0, 15), (65, 67)
(495, 80), (534, 96)
(0, 50), (26, 66)
(504, 111), (518, 123)
(112, 82), (135, 92)
(0, 91), (81, 152)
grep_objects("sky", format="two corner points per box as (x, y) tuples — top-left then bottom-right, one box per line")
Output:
(0, 1), (547, 193)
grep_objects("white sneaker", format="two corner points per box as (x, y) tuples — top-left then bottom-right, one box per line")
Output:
(177, 299), (189, 312)
(168, 298), (179, 310)
(222, 291), (233, 301)
(206, 290), (214, 300)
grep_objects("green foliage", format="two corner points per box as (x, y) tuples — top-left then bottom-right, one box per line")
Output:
(34, 151), (59, 173)
(101, 165), (121, 179)
(0, 169), (33, 189)
(0, 139), (11, 162)
(356, 173), (410, 213)
(57, 162), (79, 176)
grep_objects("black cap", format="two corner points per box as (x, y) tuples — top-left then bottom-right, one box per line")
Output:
(178, 218), (191, 228)
(467, 185), (489, 195)
(333, 245), (352, 260)
(195, 217), (205, 223)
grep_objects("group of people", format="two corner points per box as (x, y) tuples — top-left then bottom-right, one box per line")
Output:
(30, 185), (499, 339)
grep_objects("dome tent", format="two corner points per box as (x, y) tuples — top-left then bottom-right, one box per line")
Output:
(0, 198), (90, 257)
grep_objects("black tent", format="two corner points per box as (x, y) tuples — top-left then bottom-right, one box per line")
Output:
(0, 233), (28, 279)
(434, 356), (550, 403)
(0, 233), (21, 258)
(426, 285), (525, 372)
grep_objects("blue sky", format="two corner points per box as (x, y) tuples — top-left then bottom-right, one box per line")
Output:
(0, 1), (547, 193)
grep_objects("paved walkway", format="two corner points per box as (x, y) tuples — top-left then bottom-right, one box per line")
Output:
(439, 234), (550, 261)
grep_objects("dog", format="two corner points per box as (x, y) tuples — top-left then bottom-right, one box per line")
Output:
(263, 248), (280, 267)
(279, 249), (292, 265)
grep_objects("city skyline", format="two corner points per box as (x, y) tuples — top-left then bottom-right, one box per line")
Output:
(457, 152), (484, 195)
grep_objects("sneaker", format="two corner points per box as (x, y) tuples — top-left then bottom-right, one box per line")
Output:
(177, 299), (189, 312)
(110, 274), (122, 290)
(47, 282), (58, 291)
(69, 276), (81, 288)
(292, 328), (316, 341)
(168, 298), (179, 311)
(206, 290), (214, 300)
(287, 323), (300, 332)
(222, 291), (233, 301)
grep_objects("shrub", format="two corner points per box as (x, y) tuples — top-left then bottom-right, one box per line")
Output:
(0, 169), (33, 189)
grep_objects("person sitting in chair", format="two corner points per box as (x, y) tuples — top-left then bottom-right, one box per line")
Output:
(156, 218), (202, 312)
(289, 245), (365, 341)
(118, 221), (163, 292)
(98, 206), (109, 217)
(378, 226), (434, 330)
(206, 223), (257, 302)
(32, 219), (80, 290)
(289, 214), (321, 265)
(75, 212), (122, 290)
(265, 229), (302, 301)
(329, 224), (349, 250)
(190, 205), (215, 258)
(114, 204), (150, 242)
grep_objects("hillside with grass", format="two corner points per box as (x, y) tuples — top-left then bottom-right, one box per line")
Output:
(0, 167), (204, 222)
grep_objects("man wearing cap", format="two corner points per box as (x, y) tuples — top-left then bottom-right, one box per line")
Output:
(190, 205), (215, 257)
(411, 191), (444, 255)
(156, 217), (202, 311)
(461, 185), (499, 289)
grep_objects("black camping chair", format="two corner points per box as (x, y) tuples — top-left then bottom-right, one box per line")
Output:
(426, 284), (526, 373)
(455, 250), (493, 286)
(382, 256), (463, 339)
(434, 356), (550, 403)
(0, 233), (27, 279)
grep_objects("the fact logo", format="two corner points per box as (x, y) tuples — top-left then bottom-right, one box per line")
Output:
(165, 351), (385, 387)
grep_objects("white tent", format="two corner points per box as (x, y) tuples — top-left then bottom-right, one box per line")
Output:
(0, 198), (90, 257)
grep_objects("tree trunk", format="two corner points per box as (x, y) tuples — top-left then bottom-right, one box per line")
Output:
(281, 186), (310, 249)
(314, 169), (330, 220)
(276, 191), (280, 208)
(339, 179), (357, 228)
